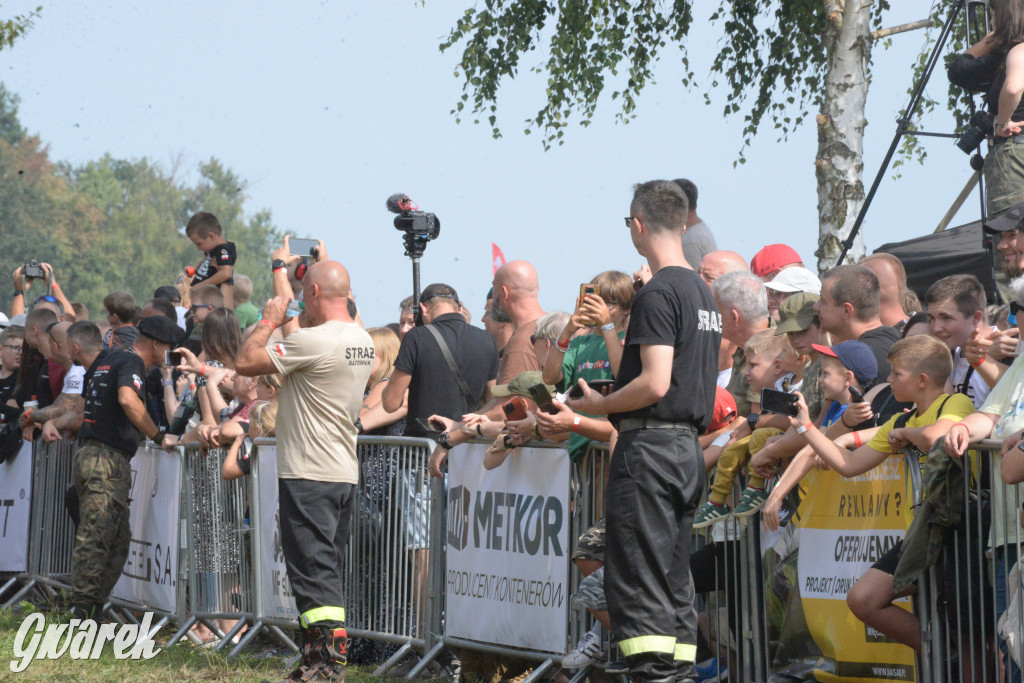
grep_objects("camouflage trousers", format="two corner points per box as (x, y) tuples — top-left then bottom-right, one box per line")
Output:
(70, 441), (132, 613)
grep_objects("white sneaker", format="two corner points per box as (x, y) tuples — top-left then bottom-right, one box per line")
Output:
(562, 628), (603, 668)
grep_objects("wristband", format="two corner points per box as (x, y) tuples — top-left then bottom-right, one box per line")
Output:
(853, 431), (863, 448)
(556, 337), (570, 352)
(795, 422), (813, 435)
(260, 319), (277, 330)
(572, 415), (581, 433)
(23, 409), (32, 424)
(952, 422), (970, 435)
(51, 282), (59, 290)
(355, 417), (365, 435)
(600, 322), (615, 332)
(161, 379), (173, 387)
(12, 290), (22, 298)
(476, 424), (483, 436)
(840, 412), (854, 429)
(503, 434), (514, 449)
(199, 365), (206, 377)
(969, 355), (986, 369)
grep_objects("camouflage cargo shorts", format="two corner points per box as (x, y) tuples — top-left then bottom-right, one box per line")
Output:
(571, 516), (605, 562)
(573, 566), (607, 611)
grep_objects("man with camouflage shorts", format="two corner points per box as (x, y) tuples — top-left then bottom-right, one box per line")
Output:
(67, 317), (180, 619)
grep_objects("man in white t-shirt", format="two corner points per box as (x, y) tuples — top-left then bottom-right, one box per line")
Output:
(925, 274), (995, 409)
(236, 260), (373, 683)
(21, 321), (87, 441)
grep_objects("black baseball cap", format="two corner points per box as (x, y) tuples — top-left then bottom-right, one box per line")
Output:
(420, 283), (460, 305)
(138, 315), (183, 345)
(983, 201), (1024, 234)
(153, 285), (181, 303)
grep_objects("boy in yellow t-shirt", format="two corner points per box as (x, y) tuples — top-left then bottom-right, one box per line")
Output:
(789, 334), (973, 652)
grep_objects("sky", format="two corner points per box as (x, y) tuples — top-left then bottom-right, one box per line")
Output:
(0, 1), (984, 327)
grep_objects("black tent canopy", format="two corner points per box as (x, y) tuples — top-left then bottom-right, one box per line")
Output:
(874, 220), (1000, 305)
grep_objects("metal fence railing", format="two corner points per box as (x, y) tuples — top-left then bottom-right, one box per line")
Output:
(5, 431), (1023, 682)
(1, 438), (77, 610)
(911, 439), (1024, 683)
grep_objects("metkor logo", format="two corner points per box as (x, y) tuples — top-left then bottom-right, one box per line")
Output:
(447, 485), (563, 557)
(10, 612), (161, 673)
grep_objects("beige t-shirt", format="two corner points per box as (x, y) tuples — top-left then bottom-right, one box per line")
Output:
(267, 320), (374, 483)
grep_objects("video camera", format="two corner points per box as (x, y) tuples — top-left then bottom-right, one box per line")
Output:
(956, 110), (993, 154)
(387, 193), (440, 251)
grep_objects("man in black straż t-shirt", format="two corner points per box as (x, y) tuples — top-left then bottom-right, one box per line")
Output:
(65, 317), (178, 619)
(568, 180), (721, 683)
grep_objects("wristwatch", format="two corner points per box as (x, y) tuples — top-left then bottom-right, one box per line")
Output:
(747, 413), (760, 431)
(437, 431), (452, 449)
(271, 259), (287, 271)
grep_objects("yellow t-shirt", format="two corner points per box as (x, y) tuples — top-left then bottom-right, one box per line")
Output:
(866, 393), (974, 528)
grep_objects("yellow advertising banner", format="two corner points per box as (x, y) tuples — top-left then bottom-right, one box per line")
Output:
(788, 456), (917, 682)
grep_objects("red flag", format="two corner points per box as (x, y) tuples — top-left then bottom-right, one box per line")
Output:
(492, 243), (506, 275)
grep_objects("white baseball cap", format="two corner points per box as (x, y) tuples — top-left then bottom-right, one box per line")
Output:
(764, 267), (821, 295)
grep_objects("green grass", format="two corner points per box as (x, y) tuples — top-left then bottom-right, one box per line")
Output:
(0, 602), (382, 682)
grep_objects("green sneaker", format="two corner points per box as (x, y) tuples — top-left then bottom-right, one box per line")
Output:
(733, 486), (769, 517)
(693, 501), (730, 529)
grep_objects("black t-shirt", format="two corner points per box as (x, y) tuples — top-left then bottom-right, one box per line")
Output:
(145, 367), (174, 430)
(610, 266), (721, 431)
(394, 312), (500, 437)
(80, 349), (148, 455)
(857, 326), (900, 383)
(192, 241), (237, 286)
(0, 372), (16, 406)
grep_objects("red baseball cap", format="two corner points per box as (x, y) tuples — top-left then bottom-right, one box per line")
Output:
(750, 244), (802, 278)
(707, 386), (738, 432)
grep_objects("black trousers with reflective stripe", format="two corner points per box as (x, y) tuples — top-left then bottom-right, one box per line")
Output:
(604, 427), (705, 681)
(279, 478), (356, 628)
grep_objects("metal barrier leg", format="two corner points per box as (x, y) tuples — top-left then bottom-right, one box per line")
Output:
(406, 638), (445, 679)
(168, 614), (199, 646)
(566, 664), (594, 683)
(374, 641), (415, 677)
(0, 578), (37, 609)
(523, 659), (555, 682)
(267, 625), (299, 653)
(214, 619), (248, 654)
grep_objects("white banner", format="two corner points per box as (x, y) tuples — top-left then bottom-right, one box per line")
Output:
(255, 443), (297, 620)
(445, 443), (570, 653)
(0, 441), (33, 572)
(111, 445), (181, 614)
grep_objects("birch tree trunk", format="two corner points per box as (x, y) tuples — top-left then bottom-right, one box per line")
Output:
(815, 0), (872, 273)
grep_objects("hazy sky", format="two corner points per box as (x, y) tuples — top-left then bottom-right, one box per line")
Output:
(1, 1), (981, 326)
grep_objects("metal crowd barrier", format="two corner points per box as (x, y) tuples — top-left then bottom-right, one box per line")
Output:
(1, 438), (77, 609)
(167, 444), (256, 653)
(238, 436), (442, 668)
(911, 439), (1024, 683)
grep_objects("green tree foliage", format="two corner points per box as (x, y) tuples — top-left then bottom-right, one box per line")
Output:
(0, 86), (282, 319)
(441, 1), (891, 156)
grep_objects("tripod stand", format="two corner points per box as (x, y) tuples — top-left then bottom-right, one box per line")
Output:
(836, 0), (990, 265)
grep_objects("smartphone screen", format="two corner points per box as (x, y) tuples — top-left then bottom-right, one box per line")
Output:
(849, 387), (865, 403)
(760, 388), (799, 417)
(289, 238), (319, 257)
(165, 351), (183, 366)
(415, 417), (442, 434)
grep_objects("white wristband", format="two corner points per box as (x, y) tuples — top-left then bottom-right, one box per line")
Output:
(796, 423), (809, 435)
(600, 322), (615, 332)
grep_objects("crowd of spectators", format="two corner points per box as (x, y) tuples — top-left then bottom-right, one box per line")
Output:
(3, 172), (1024, 683)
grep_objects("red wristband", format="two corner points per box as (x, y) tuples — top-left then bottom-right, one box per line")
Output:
(260, 319), (277, 330)
(199, 365), (206, 376)
(556, 337), (570, 352)
(853, 431), (862, 448)
(970, 355), (986, 369)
